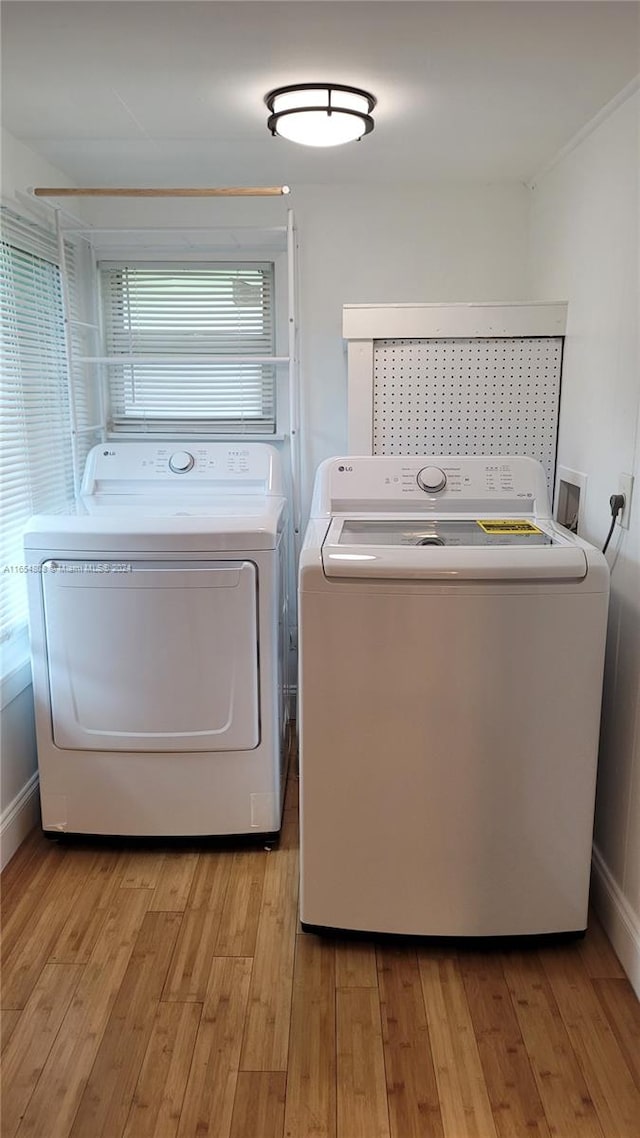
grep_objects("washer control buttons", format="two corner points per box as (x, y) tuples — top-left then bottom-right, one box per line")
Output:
(417, 466), (447, 493)
(169, 451), (195, 473)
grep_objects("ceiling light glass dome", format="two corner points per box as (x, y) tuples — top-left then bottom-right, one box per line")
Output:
(266, 84), (376, 148)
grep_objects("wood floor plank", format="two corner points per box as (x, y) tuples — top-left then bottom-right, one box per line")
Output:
(284, 933), (336, 1138)
(279, 803), (299, 848)
(593, 978), (640, 1091)
(459, 952), (551, 1138)
(214, 850), (266, 956)
(14, 888), (151, 1138)
(122, 1001), (202, 1138)
(1, 825), (42, 873)
(377, 948), (444, 1138)
(0, 829), (50, 913)
(70, 910), (183, 1138)
(1, 1009), (22, 1053)
(162, 852), (231, 1002)
(337, 986), (391, 1138)
(48, 850), (125, 964)
(121, 850), (165, 889)
(541, 947), (640, 1137)
(1, 842), (70, 957)
(240, 813), (298, 1071)
(161, 910), (224, 1004)
(284, 774), (298, 813)
(5, 800), (638, 1138)
(177, 956), (253, 1138)
(335, 940), (378, 988)
(502, 951), (604, 1138)
(578, 913), (626, 980)
(2, 849), (99, 1009)
(418, 952), (497, 1138)
(149, 851), (199, 913)
(186, 848), (233, 911)
(231, 1072), (286, 1138)
(1, 963), (84, 1138)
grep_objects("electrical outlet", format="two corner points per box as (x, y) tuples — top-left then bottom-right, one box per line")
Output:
(618, 473), (634, 529)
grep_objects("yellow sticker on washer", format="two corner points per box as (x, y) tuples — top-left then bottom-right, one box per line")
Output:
(477, 519), (543, 535)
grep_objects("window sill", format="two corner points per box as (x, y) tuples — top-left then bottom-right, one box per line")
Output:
(109, 431), (287, 442)
(0, 657), (32, 711)
(1, 629), (33, 709)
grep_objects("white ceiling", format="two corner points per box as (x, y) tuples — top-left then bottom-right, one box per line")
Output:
(1, 1), (639, 186)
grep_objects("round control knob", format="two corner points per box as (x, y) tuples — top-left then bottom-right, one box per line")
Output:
(417, 466), (447, 493)
(169, 451), (195, 474)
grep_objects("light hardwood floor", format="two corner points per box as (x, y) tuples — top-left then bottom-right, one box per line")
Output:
(1, 756), (639, 1138)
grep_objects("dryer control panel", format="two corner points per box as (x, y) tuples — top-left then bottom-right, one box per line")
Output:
(313, 455), (551, 518)
(81, 442), (284, 498)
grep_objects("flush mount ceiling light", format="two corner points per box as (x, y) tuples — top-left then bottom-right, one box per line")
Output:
(265, 83), (376, 148)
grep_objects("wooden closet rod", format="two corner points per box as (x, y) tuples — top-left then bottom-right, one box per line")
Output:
(33, 186), (290, 198)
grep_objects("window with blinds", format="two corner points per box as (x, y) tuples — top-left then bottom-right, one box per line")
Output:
(100, 262), (277, 434)
(0, 210), (74, 660)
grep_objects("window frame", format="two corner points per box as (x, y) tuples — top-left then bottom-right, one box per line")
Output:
(98, 252), (287, 439)
(0, 207), (74, 690)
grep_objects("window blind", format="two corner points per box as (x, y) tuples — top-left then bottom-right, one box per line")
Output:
(100, 263), (276, 434)
(0, 209), (73, 654)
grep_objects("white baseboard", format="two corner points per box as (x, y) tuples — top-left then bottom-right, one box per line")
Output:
(591, 844), (640, 998)
(0, 773), (40, 871)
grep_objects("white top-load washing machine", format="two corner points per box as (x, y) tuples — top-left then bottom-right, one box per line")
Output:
(24, 442), (288, 837)
(299, 455), (609, 937)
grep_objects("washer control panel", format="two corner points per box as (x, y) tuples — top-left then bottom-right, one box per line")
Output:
(315, 455), (551, 517)
(417, 466), (447, 493)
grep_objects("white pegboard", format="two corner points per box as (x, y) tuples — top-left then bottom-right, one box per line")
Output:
(373, 337), (562, 487)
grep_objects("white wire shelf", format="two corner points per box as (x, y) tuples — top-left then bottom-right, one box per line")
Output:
(77, 355), (290, 365)
(59, 225), (288, 236)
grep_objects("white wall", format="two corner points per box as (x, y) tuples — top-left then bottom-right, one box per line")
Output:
(529, 91), (640, 991)
(1, 127), (76, 211)
(291, 183), (530, 503)
(0, 683), (39, 869)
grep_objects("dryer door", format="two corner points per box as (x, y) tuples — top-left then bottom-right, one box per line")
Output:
(42, 559), (259, 752)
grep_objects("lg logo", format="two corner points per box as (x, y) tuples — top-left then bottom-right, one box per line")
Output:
(338, 465), (353, 473)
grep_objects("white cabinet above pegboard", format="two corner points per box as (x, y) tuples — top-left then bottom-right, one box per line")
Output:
(344, 302), (567, 491)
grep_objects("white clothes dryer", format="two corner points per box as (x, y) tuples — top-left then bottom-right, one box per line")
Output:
(299, 455), (609, 937)
(25, 442), (288, 837)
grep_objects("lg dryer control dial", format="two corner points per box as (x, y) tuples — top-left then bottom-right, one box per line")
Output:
(417, 466), (447, 493)
(169, 451), (195, 473)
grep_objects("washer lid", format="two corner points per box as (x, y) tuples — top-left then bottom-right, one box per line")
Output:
(335, 518), (556, 547)
(23, 496), (286, 553)
(322, 516), (588, 580)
